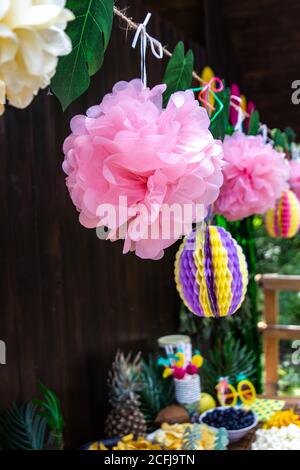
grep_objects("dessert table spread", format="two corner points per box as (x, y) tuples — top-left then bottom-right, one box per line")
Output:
(229, 396), (300, 450)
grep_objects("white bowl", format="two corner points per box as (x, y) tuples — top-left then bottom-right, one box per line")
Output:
(199, 406), (258, 443)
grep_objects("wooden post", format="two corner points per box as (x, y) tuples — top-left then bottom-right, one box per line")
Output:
(263, 289), (279, 395)
(256, 275), (300, 396)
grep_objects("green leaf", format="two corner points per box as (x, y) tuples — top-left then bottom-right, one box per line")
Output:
(34, 382), (65, 433)
(210, 85), (231, 140)
(248, 110), (260, 136)
(162, 41), (194, 107)
(51, 0), (114, 110)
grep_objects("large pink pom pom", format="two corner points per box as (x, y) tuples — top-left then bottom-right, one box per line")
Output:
(215, 132), (289, 221)
(63, 79), (224, 260)
(289, 160), (300, 200)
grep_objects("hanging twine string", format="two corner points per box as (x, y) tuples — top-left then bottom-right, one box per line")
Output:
(131, 13), (163, 87)
(114, 6), (269, 131)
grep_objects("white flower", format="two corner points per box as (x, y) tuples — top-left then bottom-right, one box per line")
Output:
(0, 0), (74, 114)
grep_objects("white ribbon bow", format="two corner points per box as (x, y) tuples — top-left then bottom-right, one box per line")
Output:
(232, 95), (244, 132)
(132, 13), (163, 87)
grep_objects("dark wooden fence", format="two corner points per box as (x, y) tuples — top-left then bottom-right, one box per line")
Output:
(0, 0), (205, 447)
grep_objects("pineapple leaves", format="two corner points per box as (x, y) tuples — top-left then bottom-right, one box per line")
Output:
(1, 402), (47, 450)
(162, 41), (194, 107)
(139, 356), (174, 432)
(51, 0), (114, 110)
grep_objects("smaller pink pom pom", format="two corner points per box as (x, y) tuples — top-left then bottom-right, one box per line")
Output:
(215, 132), (289, 221)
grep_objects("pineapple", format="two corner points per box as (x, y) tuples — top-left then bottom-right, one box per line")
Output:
(105, 351), (147, 438)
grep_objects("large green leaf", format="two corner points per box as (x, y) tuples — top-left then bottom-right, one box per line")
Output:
(51, 0), (114, 110)
(162, 41), (194, 107)
(1, 402), (47, 450)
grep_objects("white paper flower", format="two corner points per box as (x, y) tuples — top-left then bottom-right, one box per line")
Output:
(0, 0), (74, 114)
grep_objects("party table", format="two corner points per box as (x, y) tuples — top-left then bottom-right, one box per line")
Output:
(229, 396), (300, 450)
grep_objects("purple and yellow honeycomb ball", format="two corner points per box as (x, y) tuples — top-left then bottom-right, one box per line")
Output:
(175, 225), (248, 318)
(265, 190), (300, 238)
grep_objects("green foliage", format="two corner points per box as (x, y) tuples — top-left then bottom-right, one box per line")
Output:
(162, 42), (194, 107)
(1, 402), (46, 450)
(279, 353), (300, 395)
(255, 220), (300, 325)
(201, 336), (256, 398)
(51, 0), (114, 110)
(248, 110), (260, 136)
(139, 356), (174, 432)
(210, 86), (231, 140)
(270, 128), (289, 151)
(285, 126), (297, 144)
(182, 424), (202, 450)
(33, 382), (64, 433)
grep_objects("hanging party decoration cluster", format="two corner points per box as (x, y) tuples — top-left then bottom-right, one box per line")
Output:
(174, 225), (248, 318)
(0, 0), (74, 114)
(63, 79), (224, 260)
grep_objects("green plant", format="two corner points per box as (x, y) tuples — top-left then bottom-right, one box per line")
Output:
(34, 382), (64, 450)
(139, 356), (175, 432)
(1, 402), (47, 450)
(51, 0), (114, 109)
(201, 335), (256, 398)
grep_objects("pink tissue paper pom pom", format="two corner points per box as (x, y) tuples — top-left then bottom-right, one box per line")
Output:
(63, 79), (224, 260)
(289, 160), (300, 201)
(215, 132), (290, 221)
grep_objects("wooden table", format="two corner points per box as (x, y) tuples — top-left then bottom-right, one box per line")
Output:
(229, 396), (300, 450)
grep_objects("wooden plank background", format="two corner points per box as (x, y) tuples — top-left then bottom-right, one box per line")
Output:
(0, 0), (205, 448)
(1, 0), (300, 449)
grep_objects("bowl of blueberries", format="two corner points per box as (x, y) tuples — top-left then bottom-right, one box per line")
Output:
(200, 406), (258, 442)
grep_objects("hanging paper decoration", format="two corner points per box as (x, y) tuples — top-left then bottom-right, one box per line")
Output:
(215, 132), (290, 221)
(240, 94), (247, 114)
(63, 79), (224, 260)
(200, 66), (216, 111)
(174, 225), (248, 318)
(288, 160), (300, 200)
(229, 83), (240, 126)
(265, 190), (300, 238)
(0, 0), (74, 115)
(244, 101), (256, 132)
